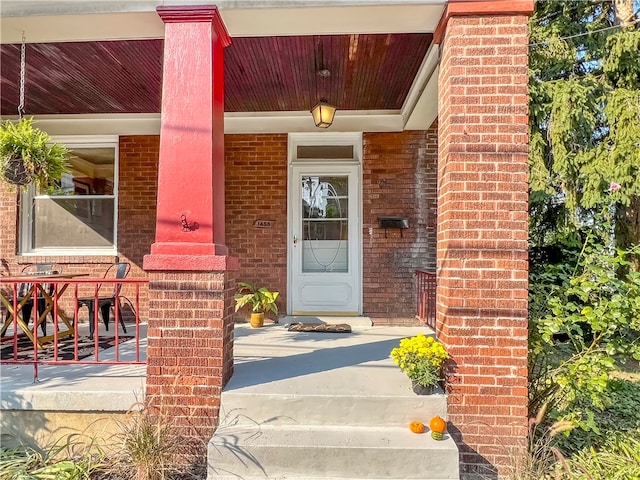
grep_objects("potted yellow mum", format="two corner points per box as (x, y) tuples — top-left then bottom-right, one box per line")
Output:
(390, 334), (449, 394)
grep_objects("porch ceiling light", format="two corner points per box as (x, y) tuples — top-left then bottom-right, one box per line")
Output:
(311, 98), (336, 129)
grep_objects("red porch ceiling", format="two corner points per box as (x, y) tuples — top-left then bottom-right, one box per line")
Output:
(0, 34), (432, 116)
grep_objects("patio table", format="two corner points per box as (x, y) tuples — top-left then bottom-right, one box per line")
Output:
(0, 273), (89, 346)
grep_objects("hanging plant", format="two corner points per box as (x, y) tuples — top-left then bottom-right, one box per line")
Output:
(0, 117), (69, 191)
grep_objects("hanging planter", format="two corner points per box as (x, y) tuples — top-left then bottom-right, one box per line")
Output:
(3, 154), (31, 185)
(1, 36), (70, 192)
(0, 117), (70, 191)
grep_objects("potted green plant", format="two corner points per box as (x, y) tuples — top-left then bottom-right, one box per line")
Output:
(0, 117), (69, 191)
(234, 282), (279, 328)
(390, 334), (449, 394)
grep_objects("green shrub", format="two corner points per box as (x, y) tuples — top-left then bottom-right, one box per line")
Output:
(528, 196), (640, 478)
(529, 241), (640, 426)
(555, 379), (640, 454)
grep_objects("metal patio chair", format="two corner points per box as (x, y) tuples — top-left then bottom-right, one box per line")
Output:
(77, 262), (131, 337)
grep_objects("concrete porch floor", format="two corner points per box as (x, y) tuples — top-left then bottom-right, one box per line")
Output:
(228, 321), (435, 398)
(1, 321), (436, 412)
(0, 322), (148, 412)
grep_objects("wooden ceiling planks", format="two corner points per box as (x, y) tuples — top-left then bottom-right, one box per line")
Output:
(0, 33), (432, 116)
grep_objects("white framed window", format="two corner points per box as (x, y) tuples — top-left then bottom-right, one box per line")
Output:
(19, 136), (119, 256)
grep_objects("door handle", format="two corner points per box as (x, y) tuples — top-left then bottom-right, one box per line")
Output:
(293, 235), (298, 245)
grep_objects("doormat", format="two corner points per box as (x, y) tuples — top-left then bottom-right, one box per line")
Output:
(287, 323), (352, 333)
(0, 335), (133, 361)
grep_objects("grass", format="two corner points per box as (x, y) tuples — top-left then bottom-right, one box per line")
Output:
(92, 401), (205, 480)
(564, 436), (640, 480)
(0, 442), (103, 480)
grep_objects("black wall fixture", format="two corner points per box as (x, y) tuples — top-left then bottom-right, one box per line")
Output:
(378, 216), (409, 237)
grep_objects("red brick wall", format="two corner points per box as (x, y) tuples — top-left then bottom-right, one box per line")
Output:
(224, 134), (288, 319)
(2, 132), (438, 325)
(363, 129), (438, 324)
(0, 184), (18, 275)
(118, 136), (159, 270)
(437, 14), (530, 478)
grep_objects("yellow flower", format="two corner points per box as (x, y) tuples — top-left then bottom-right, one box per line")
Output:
(389, 334), (449, 387)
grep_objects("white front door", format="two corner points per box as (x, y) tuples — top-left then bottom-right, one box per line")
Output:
(289, 163), (361, 315)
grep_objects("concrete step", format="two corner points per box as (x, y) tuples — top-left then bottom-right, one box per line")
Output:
(209, 325), (459, 480)
(219, 391), (447, 427)
(208, 425), (459, 480)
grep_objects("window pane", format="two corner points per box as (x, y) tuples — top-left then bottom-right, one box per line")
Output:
(302, 176), (348, 218)
(302, 220), (348, 241)
(33, 197), (115, 248)
(325, 198), (348, 219)
(20, 142), (118, 253)
(297, 145), (354, 159)
(302, 175), (347, 196)
(57, 146), (115, 195)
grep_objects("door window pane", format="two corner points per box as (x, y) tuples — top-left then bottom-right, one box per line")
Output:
(303, 220), (348, 241)
(301, 175), (348, 273)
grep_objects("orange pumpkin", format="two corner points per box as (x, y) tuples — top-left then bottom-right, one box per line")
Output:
(429, 416), (446, 440)
(409, 421), (425, 434)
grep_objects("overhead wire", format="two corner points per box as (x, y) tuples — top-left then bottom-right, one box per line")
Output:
(529, 8), (640, 47)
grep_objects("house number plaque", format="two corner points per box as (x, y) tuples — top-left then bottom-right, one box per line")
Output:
(254, 220), (274, 228)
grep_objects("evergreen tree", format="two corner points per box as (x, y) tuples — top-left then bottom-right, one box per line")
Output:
(529, 0), (640, 255)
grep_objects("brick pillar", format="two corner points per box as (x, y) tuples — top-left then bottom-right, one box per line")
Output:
(143, 5), (238, 456)
(436, 2), (533, 477)
(145, 271), (236, 443)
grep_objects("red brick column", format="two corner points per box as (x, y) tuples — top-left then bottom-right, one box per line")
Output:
(145, 271), (236, 444)
(436, 2), (532, 477)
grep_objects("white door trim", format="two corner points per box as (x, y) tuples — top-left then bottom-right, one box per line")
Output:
(287, 132), (363, 315)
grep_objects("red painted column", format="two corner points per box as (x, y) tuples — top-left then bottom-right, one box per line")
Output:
(142, 6), (238, 457)
(435, 1), (533, 478)
(144, 5), (233, 271)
